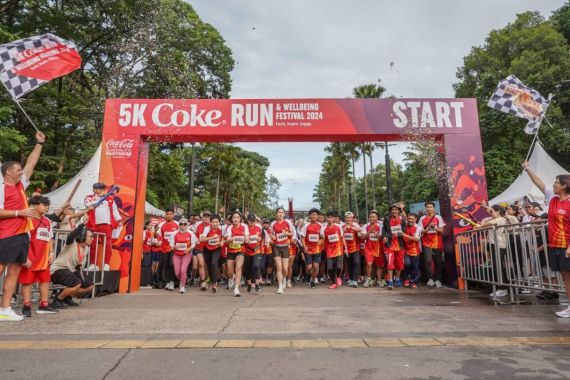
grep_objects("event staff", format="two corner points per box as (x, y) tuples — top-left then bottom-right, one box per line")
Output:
(523, 161), (570, 318)
(84, 182), (121, 271)
(343, 211), (362, 288)
(300, 208), (322, 288)
(0, 131), (45, 322)
(157, 209), (179, 290)
(270, 208), (296, 294)
(201, 214), (223, 293)
(419, 201), (446, 288)
(224, 211), (249, 297)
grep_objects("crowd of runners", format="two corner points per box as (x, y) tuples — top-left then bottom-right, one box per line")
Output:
(144, 201), (446, 297)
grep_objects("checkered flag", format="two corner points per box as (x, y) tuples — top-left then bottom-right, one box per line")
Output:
(487, 75), (551, 135)
(0, 33), (81, 99)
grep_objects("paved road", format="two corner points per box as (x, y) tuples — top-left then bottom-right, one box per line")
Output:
(0, 286), (569, 379)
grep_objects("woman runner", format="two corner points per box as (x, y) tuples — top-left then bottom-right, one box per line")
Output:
(270, 208), (296, 294)
(171, 218), (197, 294)
(201, 214), (223, 293)
(224, 212), (249, 297)
(244, 214), (263, 293)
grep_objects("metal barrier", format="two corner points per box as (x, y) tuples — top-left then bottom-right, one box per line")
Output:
(0, 229), (108, 302)
(457, 220), (565, 301)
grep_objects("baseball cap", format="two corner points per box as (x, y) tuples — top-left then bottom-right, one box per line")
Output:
(344, 211), (354, 217)
(93, 182), (106, 190)
(202, 210), (211, 216)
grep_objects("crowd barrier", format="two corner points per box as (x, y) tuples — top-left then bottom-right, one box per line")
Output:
(457, 220), (565, 302)
(0, 229), (108, 303)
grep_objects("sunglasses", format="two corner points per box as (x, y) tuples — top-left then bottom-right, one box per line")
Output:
(179, 223), (188, 226)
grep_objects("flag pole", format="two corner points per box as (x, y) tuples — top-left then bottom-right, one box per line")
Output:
(523, 93), (553, 164)
(0, 80), (40, 132)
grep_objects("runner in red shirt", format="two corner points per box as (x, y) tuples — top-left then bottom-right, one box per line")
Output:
(418, 201), (446, 288)
(343, 211), (362, 288)
(300, 208), (322, 288)
(201, 214), (223, 293)
(524, 162), (570, 318)
(142, 221), (154, 269)
(19, 196), (58, 316)
(150, 225), (162, 288)
(224, 211), (249, 297)
(382, 203), (407, 289)
(286, 231), (298, 289)
(270, 207), (295, 294)
(171, 218), (197, 294)
(192, 211), (211, 291)
(157, 209), (179, 290)
(260, 219), (274, 285)
(359, 210), (383, 288)
(320, 211), (346, 289)
(245, 214), (263, 293)
(0, 130), (45, 322)
(402, 213), (422, 289)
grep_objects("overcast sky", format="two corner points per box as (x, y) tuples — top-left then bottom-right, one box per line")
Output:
(190, 0), (565, 210)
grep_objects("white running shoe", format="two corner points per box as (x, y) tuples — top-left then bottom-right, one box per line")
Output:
(427, 279), (435, 288)
(103, 264), (111, 271)
(489, 289), (507, 297)
(87, 264), (98, 272)
(233, 287), (241, 297)
(277, 286), (284, 294)
(166, 281), (175, 291)
(228, 279), (235, 290)
(180, 286), (186, 294)
(313, 278), (319, 285)
(435, 280), (442, 288)
(555, 308), (570, 318)
(0, 307), (24, 322)
(363, 278), (371, 288)
(286, 279), (292, 288)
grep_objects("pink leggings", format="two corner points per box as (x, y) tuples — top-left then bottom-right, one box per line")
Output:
(172, 253), (192, 286)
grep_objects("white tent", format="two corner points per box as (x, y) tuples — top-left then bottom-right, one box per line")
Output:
(43, 144), (165, 216)
(489, 142), (569, 207)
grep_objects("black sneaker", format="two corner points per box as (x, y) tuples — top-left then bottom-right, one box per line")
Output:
(63, 297), (79, 307)
(536, 291), (547, 300)
(37, 304), (59, 314)
(310, 281), (316, 289)
(52, 298), (68, 309)
(255, 284), (261, 292)
(247, 284), (253, 293)
(21, 304), (32, 318)
(545, 292), (560, 300)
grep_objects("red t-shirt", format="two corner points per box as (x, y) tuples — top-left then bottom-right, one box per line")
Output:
(419, 214), (445, 249)
(403, 224), (421, 256)
(321, 224), (343, 258)
(204, 227), (223, 250)
(545, 188), (570, 248)
(246, 224), (263, 256)
(363, 222), (382, 257)
(262, 227), (272, 255)
(151, 233), (162, 253)
(385, 216), (404, 252)
(343, 222), (359, 254)
(302, 222), (322, 255)
(0, 175), (30, 239)
(225, 224), (248, 254)
(159, 221), (179, 253)
(271, 219), (294, 246)
(143, 230), (153, 252)
(193, 221), (210, 251)
(172, 231), (195, 256)
(29, 216), (53, 271)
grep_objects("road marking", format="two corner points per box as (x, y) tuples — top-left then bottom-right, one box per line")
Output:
(1, 336), (570, 350)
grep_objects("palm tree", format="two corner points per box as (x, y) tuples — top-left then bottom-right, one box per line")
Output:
(353, 81), (386, 213)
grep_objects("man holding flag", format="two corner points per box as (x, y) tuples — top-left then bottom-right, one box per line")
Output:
(0, 131), (45, 321)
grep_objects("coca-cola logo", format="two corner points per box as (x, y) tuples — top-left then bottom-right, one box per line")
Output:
(105, 139), (135, 158)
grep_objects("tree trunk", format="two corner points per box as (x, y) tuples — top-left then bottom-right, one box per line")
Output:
(351, 154), (358, 219)
(215, 168), (220, 214)
(369, 143), (376, 209)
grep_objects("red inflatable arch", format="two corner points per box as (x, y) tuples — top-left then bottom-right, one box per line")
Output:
(99, 98), (487, 292)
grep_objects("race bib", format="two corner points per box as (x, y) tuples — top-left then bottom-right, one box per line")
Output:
(36, 227), (51, 241)
(175, 242), (188, 250)
(368, 233), (379, 241)
(327, 234), (339, 243)
(164, 232), (175, 241)
(391, 225), (402, 234)
(232, 236), (245, 245)
(276, 232), (287, 241)
(344, 233), (354, 241)
(208, 237), (219, 246)
(308, 234), (319, 243)
(558, 208), (567, 215)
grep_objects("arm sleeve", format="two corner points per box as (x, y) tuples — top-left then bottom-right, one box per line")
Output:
(544, 187), (555, 203)
(0, 184), (4, 209)
(319, 225), (326, 238)
(437, 215), (446, 227)
(243, 224), (250, 237)
(112, 201), (121, 221)
(300, 224), (307, 237)
(84, 195), (97, 207)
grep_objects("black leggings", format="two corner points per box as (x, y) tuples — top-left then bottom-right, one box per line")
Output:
(327, 256), (344, 282)
(204, 247), (221, 284)
(159, 252), (175, 284)
(244, 254), (262, 282)
(347, 252), (361, 281)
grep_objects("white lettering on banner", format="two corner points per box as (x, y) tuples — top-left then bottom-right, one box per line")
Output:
(231, 104), (273, 127)
(393, 101), (464, 129)
(105, 139), (135, 158)
(118, 104), (147, 127)
(151, 103), (222, 128)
